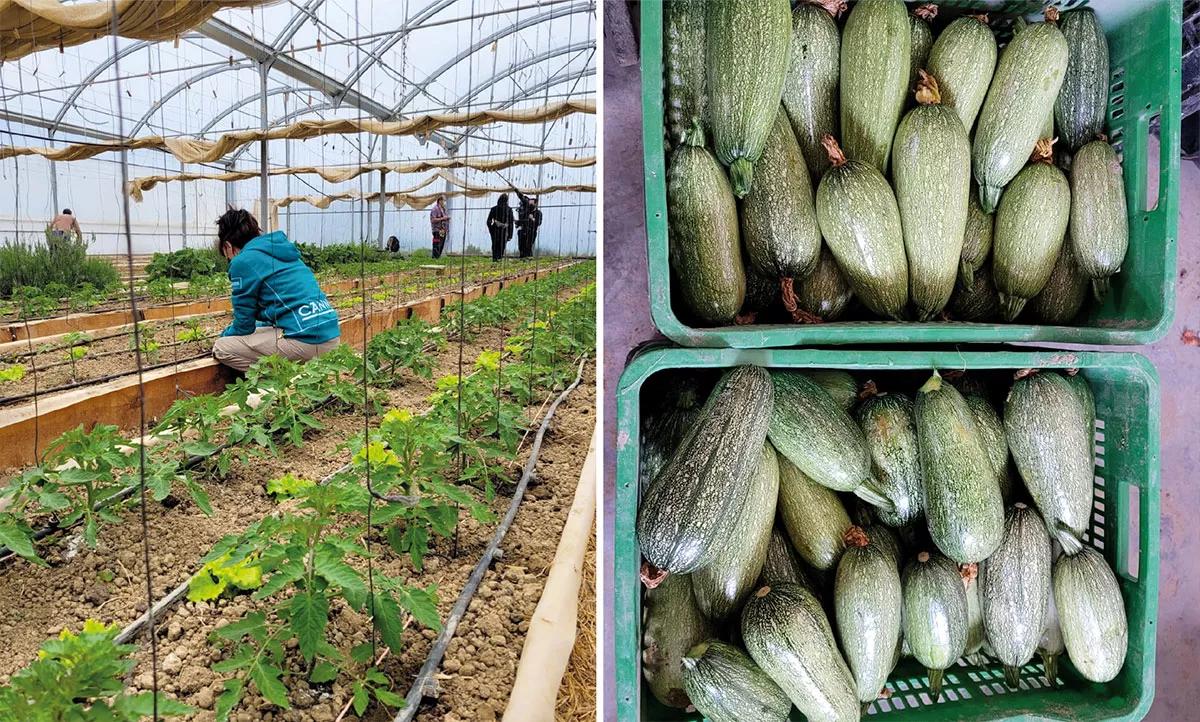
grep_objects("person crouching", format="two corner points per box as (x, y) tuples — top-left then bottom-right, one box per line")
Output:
(211, 208), (340, 372)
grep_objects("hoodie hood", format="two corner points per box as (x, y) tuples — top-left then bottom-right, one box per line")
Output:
(241, 230), (300, 263)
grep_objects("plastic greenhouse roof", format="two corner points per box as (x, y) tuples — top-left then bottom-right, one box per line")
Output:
(0, 0), (597, 255)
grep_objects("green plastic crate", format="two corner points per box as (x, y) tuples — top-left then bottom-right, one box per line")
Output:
(614, 347), (1160, 721)
(641, 0), (1181, 346)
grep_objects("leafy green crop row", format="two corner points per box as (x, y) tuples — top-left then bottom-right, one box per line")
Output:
(0, 264), (595, 721)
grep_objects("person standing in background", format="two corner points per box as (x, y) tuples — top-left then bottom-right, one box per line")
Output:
(514, 190), (543, 259)
(429, 196), (449, 259)
(387, 235), (400, 254)
(486, 193), (515, 262)
(48, 208), (82, 243)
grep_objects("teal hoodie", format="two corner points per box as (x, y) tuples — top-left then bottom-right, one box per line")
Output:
(221, 231), (340, 344)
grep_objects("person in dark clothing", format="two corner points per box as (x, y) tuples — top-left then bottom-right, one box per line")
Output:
(486, 193), (515, 262)
(429, 196), (449, 259)
(386, 235), (400, 254)
(514, 190), (543, 259)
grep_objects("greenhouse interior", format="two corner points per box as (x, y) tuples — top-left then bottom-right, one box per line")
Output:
(0, 1), (598, 721)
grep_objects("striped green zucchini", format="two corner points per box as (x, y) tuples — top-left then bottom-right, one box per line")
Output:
(769, 369), (893, 509)
(980, 504), (1052, 688)
(761, 525), (814, 589)
(742, 583), (860, 722)
(778, 454), (852, 572)
(902, 551), (968, 698)
(949, 266), (1001, 322)
(1004, 370), (1094, 555)
(740, 268), (782, 322)
(1064, 371), (1097, 444)
(991, 144), (1071, 320)
(803, 369), (859, 412)
(964, 392), (1014, 503)
(835, 526), (903, 702)
(892, 71), (971, 320)
(1039, 546), (1066, 687)
(1032, 241), (1091, 325)
(1053, 546), (1128, 683)
(960, 186), (994, 287)
(741, 108), (822, 288)
(643, 573), (715, 708)
(839, 0), (911, 172)
(1070, 139), (1128, 300)
(973, 18), (1067, 212)
(666, 121), (745, 325)
(927, 14), (997, 133)
(815, 136), (909, 320)
(681, 640), (792, 722)
(639, 372), (705, 492)
(707, 0), (792, 197)
(857, 391), (923, 528)
(1055, 8), (1110, 151)
(782, 0), (842, 178)
(915, 371), (1004, 564)
(908, 4), (938, 95)
(663, 0), (708, 150)
(637, 365), (773, 573)
(693, 444), (779, 621)
(795, 246), (854, 322)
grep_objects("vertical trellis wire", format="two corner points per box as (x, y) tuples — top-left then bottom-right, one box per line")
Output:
(109, 4), (160, 719)
(451, 0), (479, 558)
(153, 32), (183, 400)
(352, 0), (380, 660)
(1, 52), (44, 464)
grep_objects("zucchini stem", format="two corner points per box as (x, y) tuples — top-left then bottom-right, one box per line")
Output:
(1004, 665), (1021, 689)
(853, 482), (895, 513)
(998, 293), (1028, 322)
(729, 158), (754, 198)
(1041, 650), (1060, 687)
(1091, 277), (1110, 302)
(979, 184), (1002, 214)
(928, 667), (945, 699)
(918, 370), (943, 394)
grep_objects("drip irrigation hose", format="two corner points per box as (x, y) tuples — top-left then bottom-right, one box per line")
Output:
(394, 356), (588, 722)
(0, 351), (212, 406)
(0, 264), (577, 406)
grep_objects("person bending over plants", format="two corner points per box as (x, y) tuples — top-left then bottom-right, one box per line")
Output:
(211, 208), (340, 372)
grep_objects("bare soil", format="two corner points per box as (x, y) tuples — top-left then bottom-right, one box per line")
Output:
(0, 323), (527, 679)
(113, 365), (596, 722)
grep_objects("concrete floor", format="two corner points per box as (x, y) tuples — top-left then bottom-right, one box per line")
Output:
(600, 3), (1199, 719)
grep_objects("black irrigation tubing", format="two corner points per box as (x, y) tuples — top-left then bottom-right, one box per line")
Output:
(7, 334), (222, 375)
(0, 297), (556, 566)
(0, 439), (237, 567)
(394, 356), (589, 722)
(0, 267), (580, 406)
(114, 337), (552, 643)
(0, 351), (213, 407)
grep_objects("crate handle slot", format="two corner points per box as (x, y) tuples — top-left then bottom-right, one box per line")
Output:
(1140, 109), (1164, 213)
(1116, 480), (1142, 581)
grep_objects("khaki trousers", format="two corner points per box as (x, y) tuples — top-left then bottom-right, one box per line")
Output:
(212, 326), (340, 372)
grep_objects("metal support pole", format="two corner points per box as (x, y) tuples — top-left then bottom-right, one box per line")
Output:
(224, 161), (236, 208)
(376, 135), (388, 250)
(284, 139), (292, 238)
(180, 160), (188, 248)
(49, 162), (59, 217)
(258, 63), (269, 228)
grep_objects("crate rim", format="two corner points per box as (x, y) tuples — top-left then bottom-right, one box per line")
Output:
(614, 346), (1160, 722)
(640, 0), (1182, 348)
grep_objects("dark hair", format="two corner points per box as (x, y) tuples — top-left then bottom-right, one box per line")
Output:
(497, 193), (509, 207)
(62, 208), (72, 215)
(216, 208), (262, 251)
